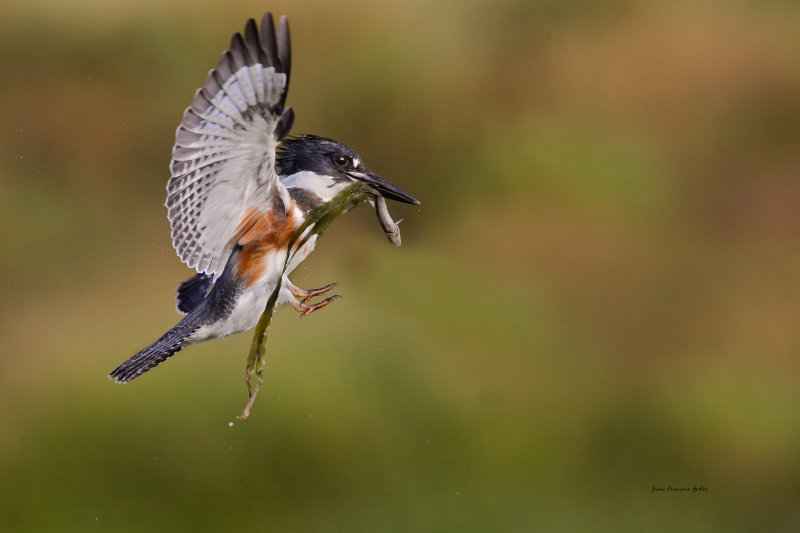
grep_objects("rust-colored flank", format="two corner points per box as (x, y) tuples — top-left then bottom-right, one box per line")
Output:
(234, 203), (301, 287)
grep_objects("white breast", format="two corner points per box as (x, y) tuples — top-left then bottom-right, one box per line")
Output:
(185, 233), (319, 344)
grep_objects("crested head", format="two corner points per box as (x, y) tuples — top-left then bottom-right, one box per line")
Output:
(277, 134), (419, 205)
(276, 135), (362, 178)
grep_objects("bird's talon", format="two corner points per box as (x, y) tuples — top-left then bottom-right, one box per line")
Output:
(292, 282), (338, 303)
(298, 294), (340, 318)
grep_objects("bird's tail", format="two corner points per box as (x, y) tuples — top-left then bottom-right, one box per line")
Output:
(109, 318), (202, 383)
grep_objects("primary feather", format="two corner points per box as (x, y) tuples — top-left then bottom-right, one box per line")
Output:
(165, 14), (294, 276)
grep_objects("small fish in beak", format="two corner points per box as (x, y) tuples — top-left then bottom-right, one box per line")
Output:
(373, 196), (403, 246)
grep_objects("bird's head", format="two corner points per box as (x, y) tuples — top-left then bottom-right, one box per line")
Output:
(277, 135), (419, 205)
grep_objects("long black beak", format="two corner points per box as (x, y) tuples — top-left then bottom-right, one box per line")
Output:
(349, 170), (420, 205)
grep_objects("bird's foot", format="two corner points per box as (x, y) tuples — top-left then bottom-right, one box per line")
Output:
(290, 282), (338, 302)
(284, 280), (341, 317)
(290, 294), (341, 317)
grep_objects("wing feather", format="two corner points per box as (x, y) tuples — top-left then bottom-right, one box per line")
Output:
(166, 13), (294, 275)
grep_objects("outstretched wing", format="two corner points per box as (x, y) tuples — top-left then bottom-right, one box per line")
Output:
(166, 13), (295, 275)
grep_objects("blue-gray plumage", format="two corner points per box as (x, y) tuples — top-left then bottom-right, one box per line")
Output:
(109, 13), (418, 385)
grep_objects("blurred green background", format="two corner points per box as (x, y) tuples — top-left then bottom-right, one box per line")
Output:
(1, 0), (798, 530)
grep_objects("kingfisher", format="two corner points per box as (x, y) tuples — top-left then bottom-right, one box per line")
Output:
(109, 12), (418, 384)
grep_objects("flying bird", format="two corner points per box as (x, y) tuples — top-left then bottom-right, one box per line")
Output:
(109, 12), (418, 384)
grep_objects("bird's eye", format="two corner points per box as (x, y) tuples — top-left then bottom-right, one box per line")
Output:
(332, 154), (349, 167)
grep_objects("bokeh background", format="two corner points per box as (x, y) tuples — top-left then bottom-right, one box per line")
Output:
(1, 0), (798, 530)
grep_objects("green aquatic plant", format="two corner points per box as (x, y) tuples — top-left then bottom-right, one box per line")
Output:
(238, 182), (372, 419)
